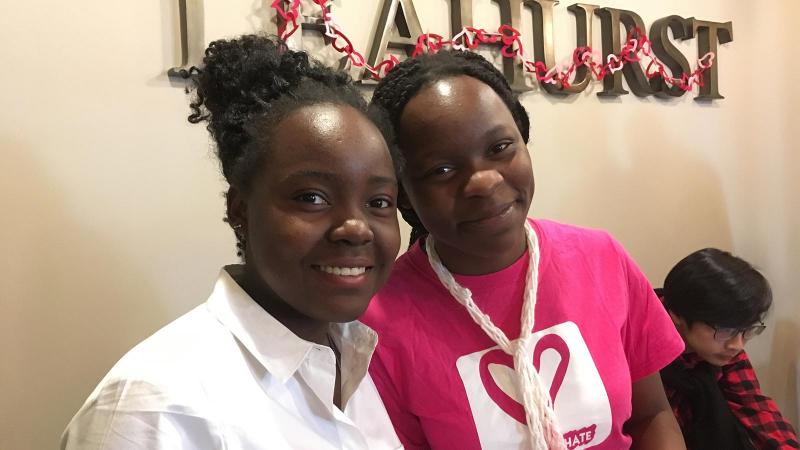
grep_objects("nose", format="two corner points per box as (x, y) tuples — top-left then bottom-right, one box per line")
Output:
(725, 333), (746, 352)
(463, 169), (504, 198)
(329, 217), (374, 246)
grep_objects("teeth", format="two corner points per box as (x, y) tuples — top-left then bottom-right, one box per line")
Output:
(317, 266), (367, 276)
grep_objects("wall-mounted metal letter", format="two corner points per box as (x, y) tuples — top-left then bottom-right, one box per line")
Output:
(168, 0), (205, 79)
(366, 0), (424, 78)
(648, 15), (691, 98)
(527, 0), (563, 95)
(448, 0), (529, 92)
(595, 7), (655, 97)
(450, 0), (473, 33)
(491, 1), (598, 96)
(277, 0), (328, 43)
(277, 1), (358, 77)
(685, 18), (733, 101)
(560, 3), (600, 95)
(492, 0), (536, 93)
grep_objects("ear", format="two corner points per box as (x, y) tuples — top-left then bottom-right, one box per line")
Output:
(226, 186), (248, 230)
(668, 310), (689, 332)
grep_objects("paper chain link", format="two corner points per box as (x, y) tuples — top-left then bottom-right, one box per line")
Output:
(273, 0), (715, 92)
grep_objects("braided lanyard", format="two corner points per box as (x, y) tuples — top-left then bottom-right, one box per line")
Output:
(425, 222), (567, 450)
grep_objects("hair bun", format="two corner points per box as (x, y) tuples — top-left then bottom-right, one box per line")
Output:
(186, 33), (396, 194)
(187, 35), (322, 183)
(189, 35), (311, 124)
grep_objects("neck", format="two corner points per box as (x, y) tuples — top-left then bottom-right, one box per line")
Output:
(428, 228), (527, 275)
(230, 264), (330, 345)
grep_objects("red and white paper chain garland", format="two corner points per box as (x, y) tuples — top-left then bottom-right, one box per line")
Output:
(273, 0), (715, 92)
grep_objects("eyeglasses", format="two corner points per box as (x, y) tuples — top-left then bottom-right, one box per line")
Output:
(711, 322), (766, 342)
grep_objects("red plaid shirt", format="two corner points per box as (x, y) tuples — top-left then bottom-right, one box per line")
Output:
(665, 351), (799, 449)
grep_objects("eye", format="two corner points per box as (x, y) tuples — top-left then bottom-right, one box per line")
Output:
(743, 324), (766, 340)
(713, 327), (738, 341)
(427, 165), (454, 178)
(489, 141), (513, 155)
(295, 192), (329, 205)
(367, 197), (394, 209)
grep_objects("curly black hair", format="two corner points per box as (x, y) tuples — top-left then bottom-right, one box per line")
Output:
(186, 34), (397, 256)
(370, 50), (531, 245)
(662, 248), (772, 328)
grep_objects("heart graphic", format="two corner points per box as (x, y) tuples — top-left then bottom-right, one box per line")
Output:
(479, 334), (571, 425)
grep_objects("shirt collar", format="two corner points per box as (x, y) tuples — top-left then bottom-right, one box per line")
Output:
(205, 266), (378, 387)
(331, 319), (378, 406)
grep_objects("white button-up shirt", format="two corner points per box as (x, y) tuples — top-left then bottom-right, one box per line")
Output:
(61, 268), (402, 450)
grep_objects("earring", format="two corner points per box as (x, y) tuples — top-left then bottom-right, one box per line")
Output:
(231, 223), (247, 258)
(223, 217), (247, 258)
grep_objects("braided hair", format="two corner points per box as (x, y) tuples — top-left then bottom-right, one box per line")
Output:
(370, 50), (531, 245)
(186, 34), (396, 256)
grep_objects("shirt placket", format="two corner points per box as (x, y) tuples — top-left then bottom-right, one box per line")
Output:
(299, 345), (369, 449)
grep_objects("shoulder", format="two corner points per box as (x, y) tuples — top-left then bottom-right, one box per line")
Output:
(63, 306), (231, 448)
(531, 218), (628, 270)
(532, 218), (620, 252)
(721, 350), (758, 380)
(91, 305), (232, 410)
(125, 304), (229, 366)
(728, 350), (753, 365)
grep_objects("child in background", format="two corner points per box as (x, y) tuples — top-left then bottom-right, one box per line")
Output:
(659, 248), (799, 449)
(61, 35), (403, 449)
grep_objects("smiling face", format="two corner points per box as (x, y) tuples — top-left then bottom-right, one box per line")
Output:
(231, 103), (400, 328)
(397, 76), (534, 274)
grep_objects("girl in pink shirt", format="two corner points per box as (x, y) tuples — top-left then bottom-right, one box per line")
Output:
(361, 50), (686, 449)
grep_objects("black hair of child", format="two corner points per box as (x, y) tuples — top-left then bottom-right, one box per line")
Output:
(661, 248), (772, 329)
(370, 50), (531, 246)
(186, 34), (397, 256)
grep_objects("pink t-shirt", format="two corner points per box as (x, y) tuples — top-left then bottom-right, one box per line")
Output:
(361, 219), (684, 450)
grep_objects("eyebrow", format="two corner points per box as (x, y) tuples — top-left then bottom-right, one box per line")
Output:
(284, 170), (396, 185)
(369, 175), (398, 185)
(411, 123), (518, 162)
(483, 123), (517, 138)
(284, 170), (339, 183)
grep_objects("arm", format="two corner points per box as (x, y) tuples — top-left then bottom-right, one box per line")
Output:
(721, 352), (799, 449)
(609, 239), (686, 448)
(625, 373), (686, 450)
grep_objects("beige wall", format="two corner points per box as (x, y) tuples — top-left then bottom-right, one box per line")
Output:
(1, 1), (797, 448)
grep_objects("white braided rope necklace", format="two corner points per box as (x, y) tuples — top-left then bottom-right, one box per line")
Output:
(425, 221), (567, 450)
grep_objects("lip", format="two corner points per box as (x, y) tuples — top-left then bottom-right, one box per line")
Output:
(460, 202), (516, 227)
(313, 257), (374, 269)
(716, 352), (741, 363)
(310, 258), (375, 288)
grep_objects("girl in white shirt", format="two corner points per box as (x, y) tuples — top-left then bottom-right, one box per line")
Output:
(61, 34), (403, 450)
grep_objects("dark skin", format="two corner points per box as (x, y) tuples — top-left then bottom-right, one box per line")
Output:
(227, 104), (400, 408)
(625, 373), (686, 449)
(398, 76), (533, 275)
(398, 76), (685, 448)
